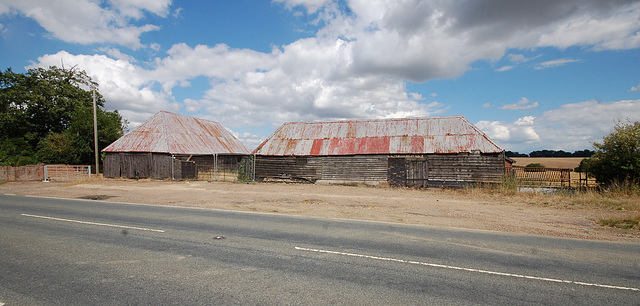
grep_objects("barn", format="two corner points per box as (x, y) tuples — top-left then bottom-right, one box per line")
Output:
(102, 111), (251, 180)
(252, 116), (506, 187)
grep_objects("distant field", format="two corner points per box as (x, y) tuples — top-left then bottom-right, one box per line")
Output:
(511, 157), (585, 169)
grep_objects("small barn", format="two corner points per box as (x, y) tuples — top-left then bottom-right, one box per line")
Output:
(102, 111), (251, 180)
(253, 116), (506, 187)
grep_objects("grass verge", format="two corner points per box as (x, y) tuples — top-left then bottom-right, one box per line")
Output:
(459, 178), (640, 231)
(598, 214), (640, 230)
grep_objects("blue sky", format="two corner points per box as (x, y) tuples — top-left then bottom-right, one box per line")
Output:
(1, 0), (639, 153)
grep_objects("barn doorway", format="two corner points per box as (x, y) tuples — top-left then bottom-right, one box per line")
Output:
(406, 158), (428, 188)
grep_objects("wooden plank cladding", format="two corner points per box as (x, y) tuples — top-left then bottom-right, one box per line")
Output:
(255, 155), (387, 183)
(255, 153), (505, 187)
(103, 152), (173, 179)
(426, 153), (505, 184)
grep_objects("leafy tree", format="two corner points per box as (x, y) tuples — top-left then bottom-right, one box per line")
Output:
(586, 120), (640, 185)
(505, 151), (528, 157)
(572, 149), (594, 157)
(0, 138), (32, 166)
(0, 66), (124, 167)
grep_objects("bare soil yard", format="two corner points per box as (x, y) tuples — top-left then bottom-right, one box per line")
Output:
(1, 178), (638, 242)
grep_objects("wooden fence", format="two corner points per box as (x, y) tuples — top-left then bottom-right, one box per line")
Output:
(510, 166), (571, 188)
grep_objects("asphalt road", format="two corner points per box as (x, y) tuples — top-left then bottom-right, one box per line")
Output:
(1, 193), (639, 305)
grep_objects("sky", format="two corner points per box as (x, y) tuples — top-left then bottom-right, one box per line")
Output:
(1, 0), (639, 153)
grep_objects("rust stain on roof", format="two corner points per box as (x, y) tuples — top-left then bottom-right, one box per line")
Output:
(102, 111), (250, 155)
(253, 116), (503, 156)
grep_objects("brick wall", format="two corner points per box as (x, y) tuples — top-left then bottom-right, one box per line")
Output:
(0, 164), (45, 181)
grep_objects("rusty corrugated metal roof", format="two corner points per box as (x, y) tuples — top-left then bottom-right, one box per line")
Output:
(253, 116), (503, 156)
(102, 111), (250, 155)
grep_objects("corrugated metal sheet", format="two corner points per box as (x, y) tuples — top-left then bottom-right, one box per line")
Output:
(102, 111), (250, 155)
(253, 116), (503, 156)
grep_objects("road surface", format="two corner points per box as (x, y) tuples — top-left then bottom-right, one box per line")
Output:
(1, 194), (639, 304)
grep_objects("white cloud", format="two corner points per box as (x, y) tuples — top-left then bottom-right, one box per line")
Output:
(507, 54), (526, 63)
(27, 51), (179, 127)
(497, 53), (542, 71)
(476, 120), (511, 141)
(630, 84), (640, 92)
(479, 99), (640, 152)
(0, 0), (171, 48)
(18, 0), (640, 148)
(476, 117), (540, 145)
(98, 47), (136, 62)
(495, 65), (514, 72)
(273, 0), (333, 14)
(500, 97), (539, 110)
(534, 58), (581, 70)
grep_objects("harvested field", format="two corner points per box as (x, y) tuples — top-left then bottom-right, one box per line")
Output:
(512, 157), (585, 169)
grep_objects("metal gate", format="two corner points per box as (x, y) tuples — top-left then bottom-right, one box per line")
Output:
(44, 165), (92, 181)
(181, 161), (197, 179)
(406, 159), (428, 188)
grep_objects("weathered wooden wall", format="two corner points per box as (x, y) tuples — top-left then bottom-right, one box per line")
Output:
(424, 153), (505, 186)
(255, 155), (388, 183)
(254, 156), (319, 181)
(103, 153), (173, 179)
(256, 153), (506, 187)
(104, 153), (247, 180)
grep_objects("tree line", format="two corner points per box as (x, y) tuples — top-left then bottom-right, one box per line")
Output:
(0, 66), (124, 167)
(505, 149), (594, 158)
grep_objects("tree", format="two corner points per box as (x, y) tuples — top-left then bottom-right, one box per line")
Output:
(505, 151), (528, 157)
(586, 120), (640, 185)
(0, 66), (124, 166)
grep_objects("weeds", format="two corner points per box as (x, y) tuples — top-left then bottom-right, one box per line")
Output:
(597, 214), (640, 230)
(498, 176), (518, 194)
(467, 177), (640, 231)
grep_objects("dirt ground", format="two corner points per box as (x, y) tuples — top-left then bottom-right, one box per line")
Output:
(1, 178), (639, 243)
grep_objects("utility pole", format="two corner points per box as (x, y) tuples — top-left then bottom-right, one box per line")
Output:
(93, 88), (99, 176)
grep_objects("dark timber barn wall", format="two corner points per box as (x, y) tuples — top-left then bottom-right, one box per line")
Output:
(103, 153), (245, 180)
(255, 152), (506, 187)
(103, 152), (176, 179)
(255, 155), (388, 183)
(253, 116), (507, 187)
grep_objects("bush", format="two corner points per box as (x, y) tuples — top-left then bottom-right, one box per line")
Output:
(15, 156), (36, 167)
(586, 120), (640, 186)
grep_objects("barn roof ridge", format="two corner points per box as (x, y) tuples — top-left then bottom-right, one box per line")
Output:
(280, 115), (465, 126)
(253, 115), (504, 156)
(102, 110), (250, 155)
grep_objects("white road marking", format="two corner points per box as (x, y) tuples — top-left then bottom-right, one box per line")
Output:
(21, 213), (165, 233)
(295, 246), (640, 292)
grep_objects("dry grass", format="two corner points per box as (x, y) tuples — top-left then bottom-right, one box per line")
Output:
(465, 181), (640, 231)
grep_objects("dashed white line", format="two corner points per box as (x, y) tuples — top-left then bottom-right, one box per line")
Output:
(295, 246), (640, 292)
(21, 213), (165, 233)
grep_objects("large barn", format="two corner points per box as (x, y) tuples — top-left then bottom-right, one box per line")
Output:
(252, 116), (506, 187)
(102, 111), (250, 180)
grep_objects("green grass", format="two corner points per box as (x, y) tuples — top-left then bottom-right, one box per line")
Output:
(598, 214), (640, 230)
